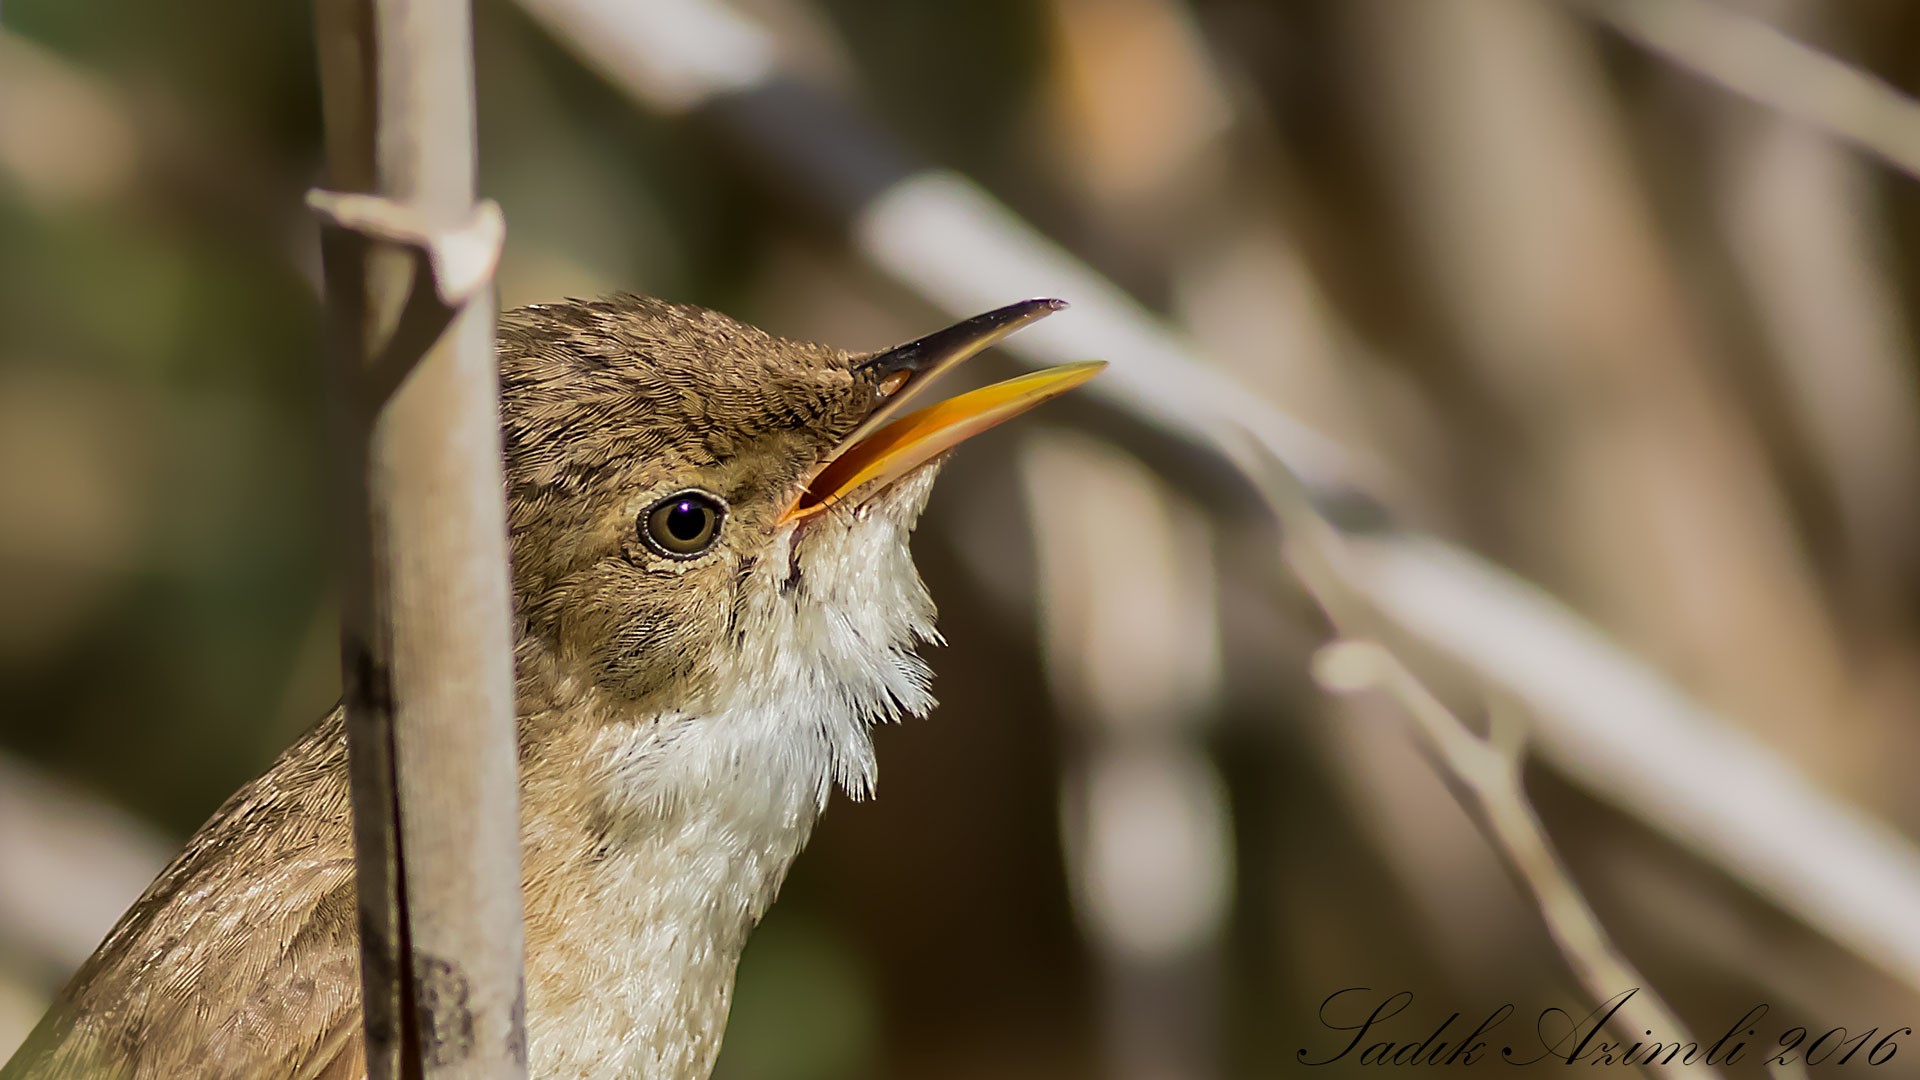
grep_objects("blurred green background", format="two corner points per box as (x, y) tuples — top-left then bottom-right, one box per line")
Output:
(9, 1), (1920, 1077)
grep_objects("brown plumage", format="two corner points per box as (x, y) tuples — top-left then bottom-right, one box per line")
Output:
(1, 295), (1087, 1080)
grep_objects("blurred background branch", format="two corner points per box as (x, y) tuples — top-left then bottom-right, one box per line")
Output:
(1577, 0), (1920, 181)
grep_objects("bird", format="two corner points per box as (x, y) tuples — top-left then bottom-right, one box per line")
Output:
(1, 294), (1099, 1080)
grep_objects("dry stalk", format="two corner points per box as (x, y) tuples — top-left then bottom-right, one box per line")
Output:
(310, 0), (527, 1077)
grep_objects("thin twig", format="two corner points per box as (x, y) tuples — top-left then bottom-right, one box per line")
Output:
(1321, 529), (1920, 995)
(1315, 640), (1714, 1080)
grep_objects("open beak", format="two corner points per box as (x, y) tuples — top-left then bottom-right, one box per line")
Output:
(779, 299), (1103, 524)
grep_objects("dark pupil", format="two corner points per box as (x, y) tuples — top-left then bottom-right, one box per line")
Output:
(665, 501), (707, 542)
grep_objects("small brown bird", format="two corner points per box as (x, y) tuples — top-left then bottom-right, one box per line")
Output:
(2, 295), (1097, 1080)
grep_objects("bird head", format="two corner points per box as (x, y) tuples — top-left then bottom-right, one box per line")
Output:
(496, 295), (1096, 795)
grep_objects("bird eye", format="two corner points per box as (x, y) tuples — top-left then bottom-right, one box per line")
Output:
(640, 490), (725, 558)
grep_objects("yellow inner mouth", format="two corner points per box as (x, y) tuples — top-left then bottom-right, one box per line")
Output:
(780, 361), (1106, 524)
